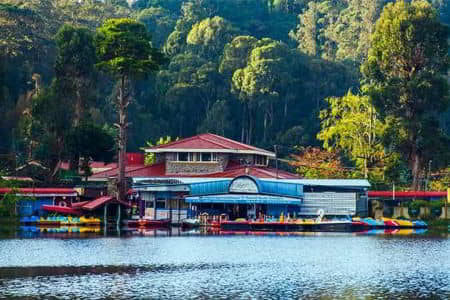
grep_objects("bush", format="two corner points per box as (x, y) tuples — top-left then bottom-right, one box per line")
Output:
(408, 200), (429, 211)
(0, 193), (18, 217)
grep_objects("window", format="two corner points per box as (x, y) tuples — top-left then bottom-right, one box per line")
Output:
(201, 153), (211, 162)
(178, 152), (188, 161)
(177, 152), (217, 162)
(254, 155), (267, 165)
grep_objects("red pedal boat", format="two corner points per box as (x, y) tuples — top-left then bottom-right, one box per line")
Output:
(123, 218), (171, 228)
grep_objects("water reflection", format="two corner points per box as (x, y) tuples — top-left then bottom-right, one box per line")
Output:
(0, 225), (447, 239)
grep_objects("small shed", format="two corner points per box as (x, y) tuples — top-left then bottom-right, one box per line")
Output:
(0, 188), (77, 217)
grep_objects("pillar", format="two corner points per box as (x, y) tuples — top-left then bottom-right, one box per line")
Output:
(177, 197), (180, 224)
(139, 199), (145, 218)
(168, 197), (172, 222)
(153, 195), (157, 220)
(116, 204), (121, 228)
(104, 204), (108, 225)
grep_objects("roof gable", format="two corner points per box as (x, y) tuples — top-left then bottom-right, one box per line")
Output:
(144, 133), (275, 157)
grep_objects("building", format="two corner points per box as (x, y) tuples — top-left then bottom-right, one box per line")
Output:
(0, 188), (77, 217)
(88, 133), (369, 222)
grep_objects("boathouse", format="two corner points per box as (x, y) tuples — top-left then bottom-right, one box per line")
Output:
(115, 133), (370, 222)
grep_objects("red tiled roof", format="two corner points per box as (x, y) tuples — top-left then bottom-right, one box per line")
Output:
(60, 161), (118, 174)
(89, 161), (298, 179)
(90, 163), (165, 179)
(186, 165), (299, 179)
(0, 188), (77, 196)
(80, 196), (131, 211)
(145, 133), (274, 156)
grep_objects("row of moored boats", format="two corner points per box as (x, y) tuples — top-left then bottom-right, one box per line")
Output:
(20, 216), (101, 226)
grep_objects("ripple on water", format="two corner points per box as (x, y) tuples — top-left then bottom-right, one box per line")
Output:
(0, 234), (449, 299)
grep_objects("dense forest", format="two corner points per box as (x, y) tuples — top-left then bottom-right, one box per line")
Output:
(0, 0), (449, 189)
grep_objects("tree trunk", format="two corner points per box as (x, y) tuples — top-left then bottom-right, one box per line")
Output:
(74, 88), (82, 127)
(69, 153), (80, 173)
(263, 111), (267, 142)
(411, 151), (421, 191)
(364, 157), (368, 179)
(283, 97), (288, 129)
(70, 83), (83, 173)
(241, 105), (246, 143)
(117, 75), (127, 202)
(248, 108), (253, 145)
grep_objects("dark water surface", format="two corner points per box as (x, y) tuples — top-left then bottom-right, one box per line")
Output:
(0, 228), (449, 299)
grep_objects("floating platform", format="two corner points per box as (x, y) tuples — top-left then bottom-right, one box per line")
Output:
(221, 220), (354, 232)
(220, 218), (428, 232)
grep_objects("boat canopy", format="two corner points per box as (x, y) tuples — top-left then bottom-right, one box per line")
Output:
(185, 194), (302, 205)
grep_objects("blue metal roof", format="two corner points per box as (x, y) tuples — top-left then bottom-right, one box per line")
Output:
(269, 179), (370, 188)
(258, 180), (303, 198)
(189, 180), (230, 196)
(188, 176), (303, 198)
(185, 194), (302, 205)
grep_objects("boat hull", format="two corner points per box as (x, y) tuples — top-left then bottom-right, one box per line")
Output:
(220, 221), (354, 232)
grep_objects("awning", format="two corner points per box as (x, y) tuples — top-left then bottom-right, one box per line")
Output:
(42, 205), (82, 215)
(185, 194), (302, 205)
(81, 196), (131, 211)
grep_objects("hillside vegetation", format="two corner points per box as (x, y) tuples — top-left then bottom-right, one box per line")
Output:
(0, 0), (449, 189)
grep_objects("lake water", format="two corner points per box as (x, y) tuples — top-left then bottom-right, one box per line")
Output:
(0, 227), (449, 299)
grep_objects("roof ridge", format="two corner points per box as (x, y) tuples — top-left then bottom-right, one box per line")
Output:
(198, 134), (235, 149)
(145, 133), (273, 155)
(92, 162), (164, 176)
(203, 133), (269, 152)
(147, 135), (201, 149)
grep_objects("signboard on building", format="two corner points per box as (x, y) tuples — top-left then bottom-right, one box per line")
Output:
(229, 177), (259, 194)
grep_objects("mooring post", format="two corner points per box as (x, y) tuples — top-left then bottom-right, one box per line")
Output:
(116, 204), (121, 229)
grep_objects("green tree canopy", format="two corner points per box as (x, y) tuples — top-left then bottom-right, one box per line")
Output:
(187, 16), (239, 58)
(95, 18), (166, 201)
(137, 7), (176, 48)
(362, 0), (450, 189)
(55, 24), (96, 126)
(318, 91), (386, 178)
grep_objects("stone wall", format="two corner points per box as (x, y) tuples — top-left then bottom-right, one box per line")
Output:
(166, 161), (222, 174)
(165, 153), (229, 175)
(393, 207), (411, 219)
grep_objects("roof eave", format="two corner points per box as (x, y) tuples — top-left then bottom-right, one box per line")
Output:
(143, 148), (275, 157)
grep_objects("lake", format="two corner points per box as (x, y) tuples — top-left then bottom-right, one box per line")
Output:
(0, 227), (449, 299)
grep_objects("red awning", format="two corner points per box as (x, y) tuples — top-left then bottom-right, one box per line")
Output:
(0, 188), (77, 196)
(41, 205), (82, 215)
(81, 196), (114, 211)
(71, 201), (89, 208)
(80, 196), (131, 211)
